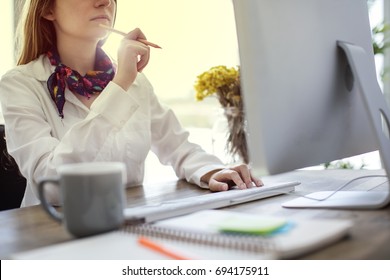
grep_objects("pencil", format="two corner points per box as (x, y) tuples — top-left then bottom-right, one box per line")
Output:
(99, 24), (162, 49)
(138, 236), (192, 260)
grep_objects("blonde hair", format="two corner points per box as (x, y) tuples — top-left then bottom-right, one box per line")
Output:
(16, 0), (56, 65)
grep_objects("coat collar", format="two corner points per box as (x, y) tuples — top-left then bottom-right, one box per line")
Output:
(17, 54), (140, 87)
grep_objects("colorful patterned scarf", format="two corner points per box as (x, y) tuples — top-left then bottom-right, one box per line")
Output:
(46, 47), (115, 118)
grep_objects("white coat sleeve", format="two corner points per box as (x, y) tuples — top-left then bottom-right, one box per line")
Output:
(148, 89), (225, 187)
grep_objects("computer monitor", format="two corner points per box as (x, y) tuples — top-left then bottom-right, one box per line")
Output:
(232, 0), (390, 209)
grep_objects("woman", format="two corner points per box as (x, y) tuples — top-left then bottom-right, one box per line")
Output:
(0, 0), (262, 207)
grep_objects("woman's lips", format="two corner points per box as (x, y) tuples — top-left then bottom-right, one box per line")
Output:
(91, 15), (110, 22)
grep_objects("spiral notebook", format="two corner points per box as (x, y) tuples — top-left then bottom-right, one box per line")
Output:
(11, 210), (352, 260)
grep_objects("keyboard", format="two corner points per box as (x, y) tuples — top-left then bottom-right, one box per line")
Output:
(123, 181), (299, 224)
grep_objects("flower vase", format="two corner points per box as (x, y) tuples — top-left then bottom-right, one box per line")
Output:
(211, 107), (249, 164)
(211, 110), (231, 164)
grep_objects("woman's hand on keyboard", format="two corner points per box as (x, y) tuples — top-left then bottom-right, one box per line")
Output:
(201, 164), (264, 192)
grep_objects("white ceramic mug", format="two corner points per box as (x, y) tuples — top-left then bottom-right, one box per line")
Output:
(38, 162), (126, 237)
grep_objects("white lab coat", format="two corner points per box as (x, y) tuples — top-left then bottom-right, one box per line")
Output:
(0, 55), (224, 207)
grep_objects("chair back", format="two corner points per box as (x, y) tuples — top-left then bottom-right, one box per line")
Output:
(0, 124), (26, 210)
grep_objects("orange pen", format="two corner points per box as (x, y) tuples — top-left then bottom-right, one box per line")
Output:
(137, 236), (192, 260)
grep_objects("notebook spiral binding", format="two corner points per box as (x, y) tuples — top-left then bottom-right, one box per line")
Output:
(123, 224), (276, 254)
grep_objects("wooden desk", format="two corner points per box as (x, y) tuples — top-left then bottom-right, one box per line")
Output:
(1, 169), (390, 259)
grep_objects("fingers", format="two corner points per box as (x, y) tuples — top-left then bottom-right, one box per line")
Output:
(229, 164), (263, 188)
(232, 164), (263, 187)
(215, 168), (247, 189)
(208, 180), (229, 192)
(127, 28), (150, 72)
(137, 46), (150, 72)
(232, 164), (252, 187)
(208, 164), (263, 192)
(122, 29), (150, 71)
(113, 28), (150, 90)
(124, 27), (147, 41)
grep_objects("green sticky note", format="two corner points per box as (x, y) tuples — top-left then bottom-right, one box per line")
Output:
(216, 216), (287, 235)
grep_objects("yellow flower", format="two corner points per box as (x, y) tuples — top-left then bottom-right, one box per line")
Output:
(194, 65), (239, 101)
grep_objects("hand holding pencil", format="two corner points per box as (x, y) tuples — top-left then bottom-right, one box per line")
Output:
(99, 24), (162, 49)
(104, 25), (157, 90)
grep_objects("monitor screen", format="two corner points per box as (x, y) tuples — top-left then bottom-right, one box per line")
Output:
(232, 0), (390, 208)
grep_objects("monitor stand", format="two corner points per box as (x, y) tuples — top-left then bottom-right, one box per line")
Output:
(283, 41), (390, 209)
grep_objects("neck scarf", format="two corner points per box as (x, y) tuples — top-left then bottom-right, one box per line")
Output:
(46, 47), (115, 118)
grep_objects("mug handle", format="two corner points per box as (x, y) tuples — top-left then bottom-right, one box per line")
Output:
(38, 177), (63, 223)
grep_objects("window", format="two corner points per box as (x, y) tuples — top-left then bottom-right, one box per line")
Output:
(103, 0), (240, 129)
(369, 0), (385, 90)
(0, 0), (14, 78)
(0, 0), (15, 124)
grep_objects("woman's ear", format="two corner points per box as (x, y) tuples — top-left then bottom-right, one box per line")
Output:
(42, 8), (55, 21)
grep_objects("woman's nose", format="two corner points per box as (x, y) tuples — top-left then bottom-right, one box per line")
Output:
(95, 0), (112, 8)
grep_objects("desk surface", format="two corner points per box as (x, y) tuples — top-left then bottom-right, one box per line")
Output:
(1, 169), (390, 259)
